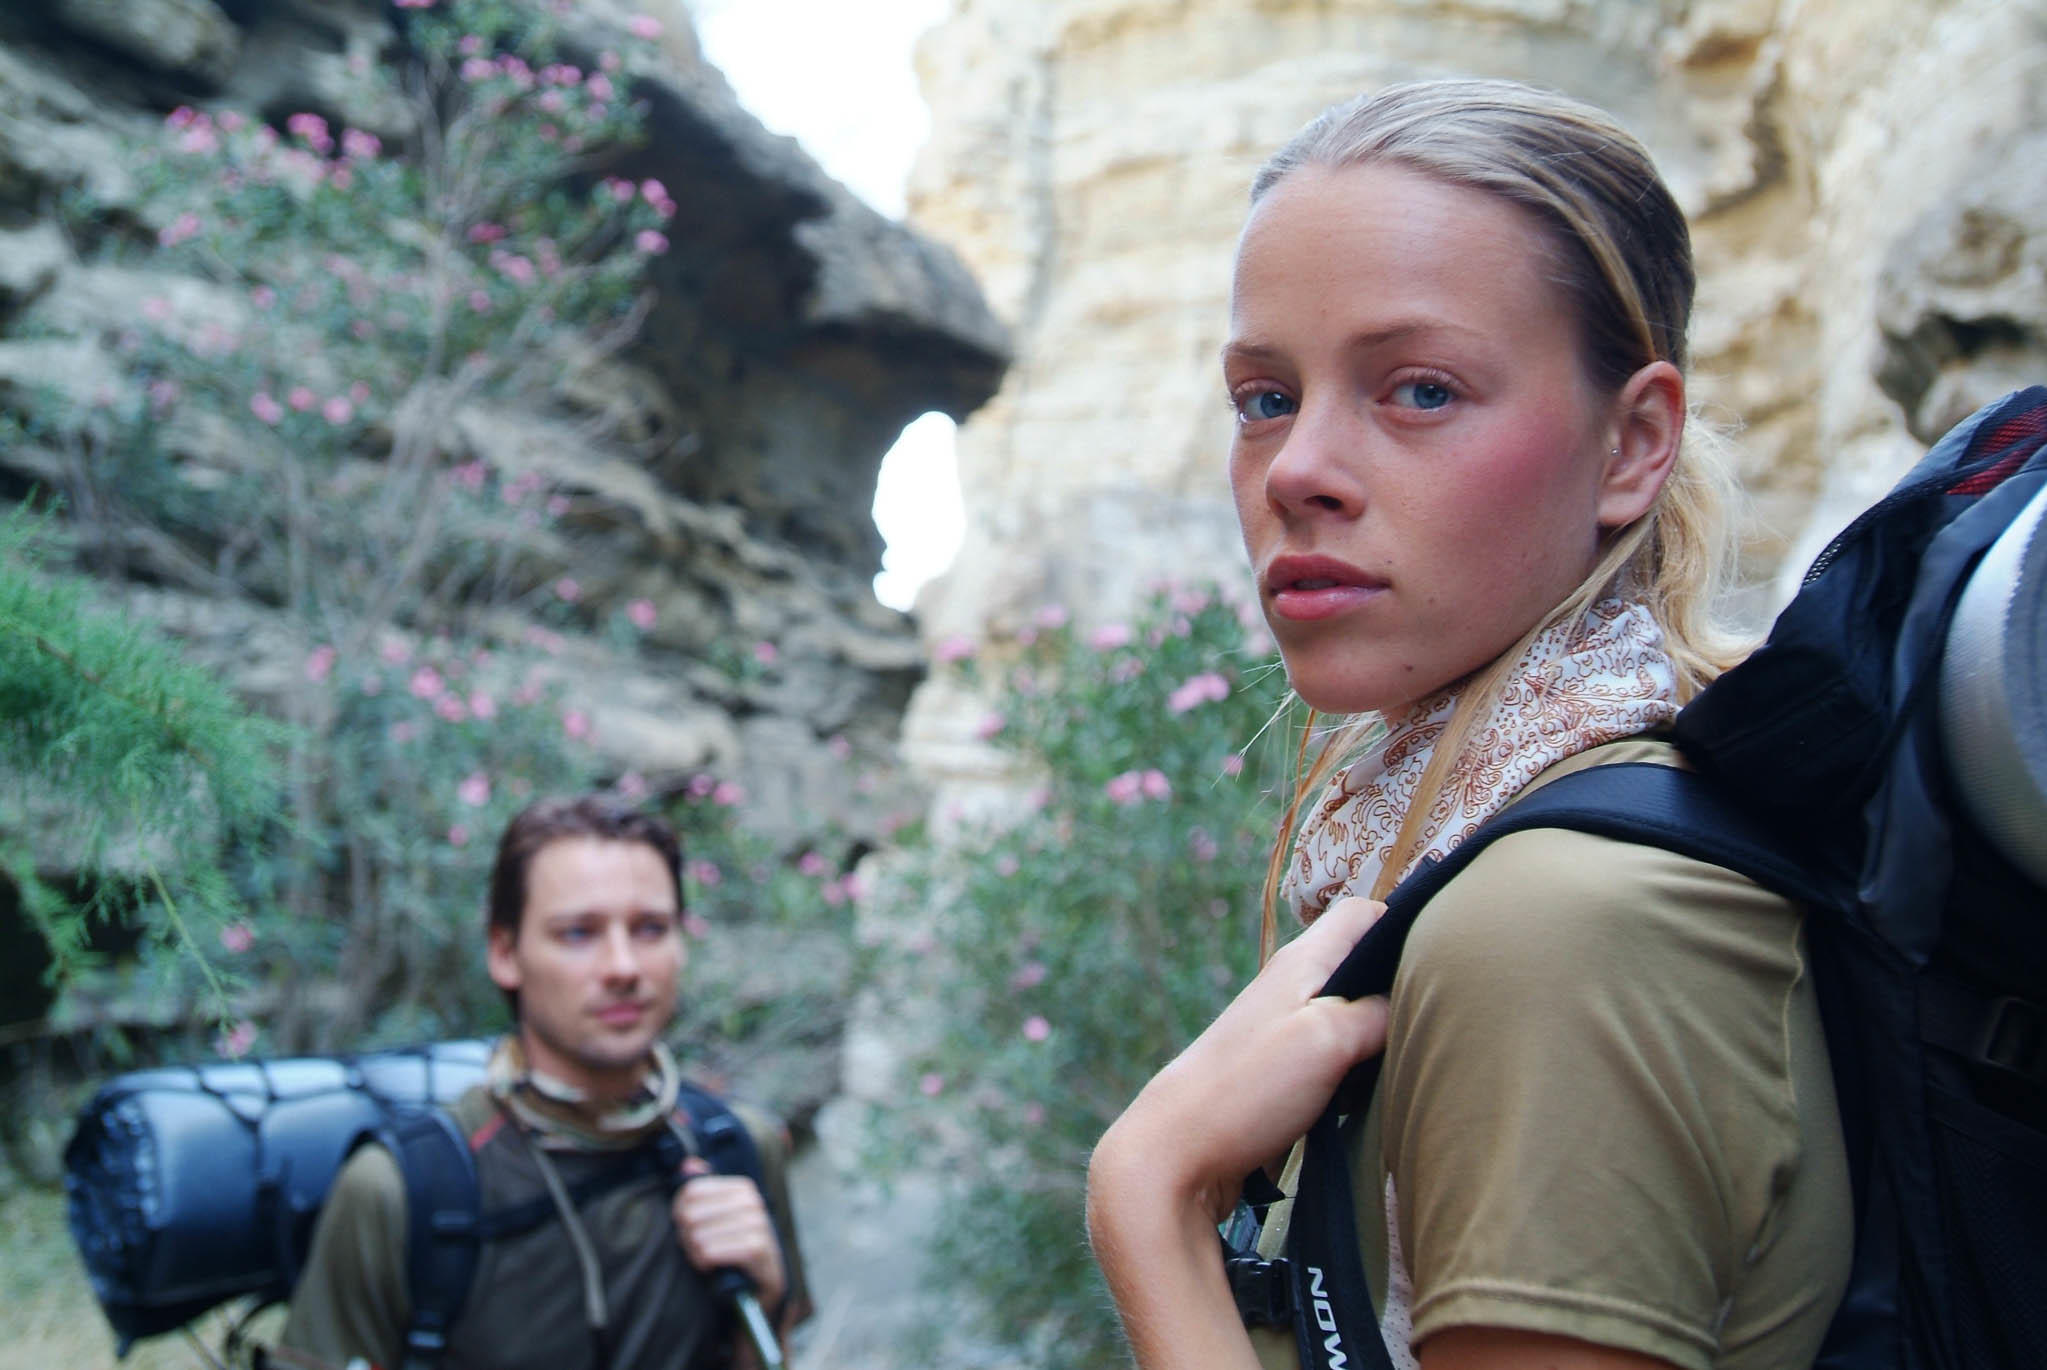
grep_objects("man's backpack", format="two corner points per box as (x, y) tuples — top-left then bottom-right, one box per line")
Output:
(1232, 386), (2047, 1369)
(64, 1040), (765, 1363)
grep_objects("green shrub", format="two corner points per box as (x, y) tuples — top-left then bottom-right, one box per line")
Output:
(872, 585), (1293, 1367)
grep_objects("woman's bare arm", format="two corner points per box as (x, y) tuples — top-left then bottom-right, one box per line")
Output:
(1088, 896), (1393, 1369)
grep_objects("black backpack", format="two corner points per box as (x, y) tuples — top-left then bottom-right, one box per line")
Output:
(65, 1041), (766, 1364)
(1229, 386), (2047, 1369)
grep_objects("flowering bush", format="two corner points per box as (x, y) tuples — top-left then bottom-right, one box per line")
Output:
(0, 0), (745, 1051)
(869, 585), (1292, 1367)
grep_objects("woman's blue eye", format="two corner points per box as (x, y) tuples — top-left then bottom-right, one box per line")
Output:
(1392, 380), (1453, 410)
(1238, 390), (1295, 422)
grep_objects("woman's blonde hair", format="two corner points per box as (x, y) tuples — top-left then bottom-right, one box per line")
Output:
(1251, 79), (1748, 950)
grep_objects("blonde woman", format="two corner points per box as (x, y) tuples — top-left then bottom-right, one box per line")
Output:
(1088, 80), (1851, 1370)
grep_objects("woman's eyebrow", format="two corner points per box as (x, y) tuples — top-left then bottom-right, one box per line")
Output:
(1221, 320), (1469, 367)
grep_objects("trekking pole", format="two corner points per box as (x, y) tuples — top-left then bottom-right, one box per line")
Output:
(710, 1269), (784, 1370)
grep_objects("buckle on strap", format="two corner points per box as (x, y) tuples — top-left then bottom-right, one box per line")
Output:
(1224, 1246), (1295, 1328)
(1978, 996), (2047, 1087)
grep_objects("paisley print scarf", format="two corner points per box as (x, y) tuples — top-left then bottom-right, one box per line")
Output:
(1282, 596), (1679, 924)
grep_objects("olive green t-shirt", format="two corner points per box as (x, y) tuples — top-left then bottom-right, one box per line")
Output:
(1254, 740), (1852, 1369)
(279, 1088), (807, 1370)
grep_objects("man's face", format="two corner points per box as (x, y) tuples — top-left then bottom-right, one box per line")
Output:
(487, 835), (684, 1098)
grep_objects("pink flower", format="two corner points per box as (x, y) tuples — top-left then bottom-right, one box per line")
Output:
(1167, 671), (1230, 715)
(1221, 752), (1246, 777)
(1088, 623), (1132, 651)
(250, 285), (277, 309)
(459, 34), (484, 55)
(322, 395), (353, 425)
(562, 708), (591, 740)
(554, 577), (581, 602)
(1021, 1102), (1046, 1125)
(408, 666), (444, 699)
(1141, 769), (1172, 800)
(1010, 959), (1047, 990)
(1022, 1015), (1051, 1043)
(538, 90), (565, 114)
(827, 734), (852, 761)
(159, 212), (202, 247)
(468, 289), (493, 313)
(341, 128), (381, 159)
(166, 106), (197, 130)
(288, 386), (316, 412)
(304, 644), (336, 683)
(687, 859), (722, 888)
(973, 711), (1006, 741)
(586, 74), (615, 101)
(627, 14), (663, 38)
(219, 923), (255, 954)
(640, 178), (668, 205)
(820, 880), (847, 907)
(600, 50), (622, 71)
(250, 391), (284, 425)
(634, 229), (669, 255)
(1034, 604), (1069, 630)
(285, 112), (332, 153)
(615, 771), (647, 801)
(752, 640), (778, 665)
(467, 222), (507, 244)
(457, 771), (491, 807)
(687, 773), (716, 798)
(546, 494), (571, 517)
(1189, 828), (1219, 862)
(390, 720), (419, 743)
(348, 380), (371, 404)
(918, 1072), (944, 1098)
(380, 638), (411, 664)
(469, 691), (497, 720)
(493, 251), (535, 285)
(603, 176), (636, 203)
(215, 1021), (257, 1059)
(933, 635), (975, 664)
(622, 598), (656, 631)
(434, 694), (469, 723)
(1109, 657), (1144, 683)
(461, 56), (495, 82)
(994, 853), (1019, 878)
(797, 850), (829, 878)
(1104, 771), (1143, 805)
(682, 912), (711, 939)
(447, 823), (470, 847)
(394, 0), (436, 8)
(711, 781), (744, 807)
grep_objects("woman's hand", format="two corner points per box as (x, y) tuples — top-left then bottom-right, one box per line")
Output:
(1087, 896), (1392, 1369)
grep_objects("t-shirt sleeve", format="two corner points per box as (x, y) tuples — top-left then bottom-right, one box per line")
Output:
(731, 1100), (813, 1329)
(1381, 829), (1810, 1370)
(279, 1143), (412, 1369)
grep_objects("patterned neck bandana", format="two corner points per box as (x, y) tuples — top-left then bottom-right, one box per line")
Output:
(1282, 597), (1679, 923)
(487, 1034), (682, 1150)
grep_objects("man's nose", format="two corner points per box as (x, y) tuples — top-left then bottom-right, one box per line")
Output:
(600, 924), (640, 979)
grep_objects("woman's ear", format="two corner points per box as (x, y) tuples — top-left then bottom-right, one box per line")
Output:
(1596, 360), (1685, 530)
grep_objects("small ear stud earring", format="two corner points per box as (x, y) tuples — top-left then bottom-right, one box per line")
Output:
(1611, 446), (1621, 457)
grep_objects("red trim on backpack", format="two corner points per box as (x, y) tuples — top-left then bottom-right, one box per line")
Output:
(1950, 406), (2047, 495)
(468, 1111), (506, 1152)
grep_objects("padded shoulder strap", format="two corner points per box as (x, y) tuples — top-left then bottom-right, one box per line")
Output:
(673, 1082), (764, 1186)
(1284, 761), (1836, 1367)
(378, 1108), (482, 1370)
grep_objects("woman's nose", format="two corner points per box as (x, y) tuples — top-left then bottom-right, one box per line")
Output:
(1263, 398), (1367, 517)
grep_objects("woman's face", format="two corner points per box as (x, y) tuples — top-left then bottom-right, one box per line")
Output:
(1227, 162), (1630, 717)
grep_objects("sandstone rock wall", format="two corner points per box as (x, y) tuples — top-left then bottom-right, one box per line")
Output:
(907, 0), (2047, 661)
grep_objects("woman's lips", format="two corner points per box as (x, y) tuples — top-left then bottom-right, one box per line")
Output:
(1265, 555), (1387, 622)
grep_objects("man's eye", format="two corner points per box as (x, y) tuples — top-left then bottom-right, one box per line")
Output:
(1235, 389), (1296, 423)
(1391, 380), (1454, 410)
(632, 917), (673, 939)
(558, 926), (594, 944)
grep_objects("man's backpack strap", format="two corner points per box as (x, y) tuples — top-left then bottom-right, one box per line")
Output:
(376, 1109), (482, 1370)
(671, 1082), (767, 1189)
(1273, 761), (1826, 1368)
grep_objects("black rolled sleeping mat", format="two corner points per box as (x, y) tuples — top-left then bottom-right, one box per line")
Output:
(63, 1039), (491, 1351)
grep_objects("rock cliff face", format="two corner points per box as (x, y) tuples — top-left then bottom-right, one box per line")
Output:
(0, 0), (1006, 841)
(906, 0), (2047, 666)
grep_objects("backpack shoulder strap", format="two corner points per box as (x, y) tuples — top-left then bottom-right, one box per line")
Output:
(1279, 760), (1831, 1369)
(377, 1107), (482, 1370)
(671, 1082), (766, 1187)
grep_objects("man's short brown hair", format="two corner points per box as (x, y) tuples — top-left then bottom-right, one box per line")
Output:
(487, 794), (685, 944)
